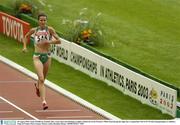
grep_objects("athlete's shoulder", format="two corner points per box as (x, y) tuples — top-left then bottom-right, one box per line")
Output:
(47, 26), (55, 31)
(29, 27), (37, 33)
(25, 27), (36, 37)
(47, 26), (56, 34)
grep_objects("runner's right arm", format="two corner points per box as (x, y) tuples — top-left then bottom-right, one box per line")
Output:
(22, 28), (36, 52)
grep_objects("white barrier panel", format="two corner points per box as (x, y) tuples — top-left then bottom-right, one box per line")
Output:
(99, 56), (177, 117)
(51, 38), (177, 117)
(69, 42), (99, 78)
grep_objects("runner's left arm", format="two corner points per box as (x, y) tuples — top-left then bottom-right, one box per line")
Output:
(49, 27), (61, 44)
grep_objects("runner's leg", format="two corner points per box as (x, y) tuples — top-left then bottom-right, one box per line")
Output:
(41, 57), (51, 110)
(43, 57), (51, 79)
(33, 57), (46, 102)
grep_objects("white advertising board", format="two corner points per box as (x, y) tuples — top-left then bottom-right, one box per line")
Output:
(51, 38), (177, 117)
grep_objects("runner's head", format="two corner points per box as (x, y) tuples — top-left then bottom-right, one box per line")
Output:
(38, 13), (47, 28)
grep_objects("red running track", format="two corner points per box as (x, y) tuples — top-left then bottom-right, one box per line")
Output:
(0, 61), (107, 120)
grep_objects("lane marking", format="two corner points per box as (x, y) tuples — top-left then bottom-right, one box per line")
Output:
(0, 96), (39, 120)
(0, 117), (24, 120)
(0, 81), (34, 83)
(36, 109), (81, 113)
(0, 55), (121, 120)
(47, 116), (94, 119)
(0, 111), (13, 113)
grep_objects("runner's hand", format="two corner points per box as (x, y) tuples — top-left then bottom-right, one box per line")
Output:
(42, 40), (50, 45)
(37, 40), (50, 45)
(22, 48), (28, 53)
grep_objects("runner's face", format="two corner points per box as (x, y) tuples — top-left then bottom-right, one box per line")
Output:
(38, 16), (47, 28)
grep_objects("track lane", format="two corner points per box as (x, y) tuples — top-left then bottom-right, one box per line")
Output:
(0, 61), (106, 120)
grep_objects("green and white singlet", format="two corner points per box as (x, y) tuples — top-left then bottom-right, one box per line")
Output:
(34, 26), (52, 44)
(33, 26), (52, 64)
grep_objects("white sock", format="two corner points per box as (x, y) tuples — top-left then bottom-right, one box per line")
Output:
(42, 100), (47, 104)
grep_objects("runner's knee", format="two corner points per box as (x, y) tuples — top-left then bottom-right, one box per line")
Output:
(39, 77), (44, 84)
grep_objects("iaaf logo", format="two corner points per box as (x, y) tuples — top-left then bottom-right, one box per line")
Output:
(149, 88), (158, 105)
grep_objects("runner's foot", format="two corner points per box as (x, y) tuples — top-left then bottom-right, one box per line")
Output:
(42, 102), (48, 110)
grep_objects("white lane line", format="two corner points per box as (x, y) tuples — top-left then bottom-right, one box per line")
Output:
(36, 109), (81, 113)
(0, 55), (121, 120)
(0, 111), (13, 113)
(0, 81), (34, 83)
(0, 96), (39, 120)
(47, 116), (94, 119)
(0, 117), (24, 120)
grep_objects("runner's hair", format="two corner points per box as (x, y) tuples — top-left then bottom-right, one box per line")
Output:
(38, 13), (47, 20)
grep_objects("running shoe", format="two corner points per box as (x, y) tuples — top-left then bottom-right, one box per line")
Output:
(42, 102), (48, 110)
(34, 83), (40, 97)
